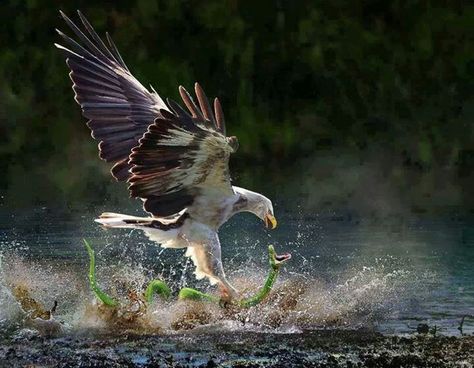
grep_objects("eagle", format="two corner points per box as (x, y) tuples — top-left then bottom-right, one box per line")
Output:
(55, 11), (277, 298)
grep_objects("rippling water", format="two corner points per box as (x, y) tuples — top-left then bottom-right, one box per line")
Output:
(0, 206), (472, 337)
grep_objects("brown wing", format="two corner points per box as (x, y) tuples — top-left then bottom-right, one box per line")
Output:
(128, 84), (238, 217)
(55, 11), (167, 181)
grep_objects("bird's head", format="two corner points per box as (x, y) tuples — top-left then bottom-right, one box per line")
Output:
(250, 193), (277, 229)
(259, 196), (277, 230)
(233, 187), (277, 229)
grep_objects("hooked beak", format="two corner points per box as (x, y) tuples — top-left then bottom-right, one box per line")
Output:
(264, 213), (277, 229)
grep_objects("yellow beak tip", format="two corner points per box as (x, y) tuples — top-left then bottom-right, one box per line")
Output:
(265, 214), (277, 229)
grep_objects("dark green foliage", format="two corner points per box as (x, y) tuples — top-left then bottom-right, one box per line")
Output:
(0, 1), (472, 212)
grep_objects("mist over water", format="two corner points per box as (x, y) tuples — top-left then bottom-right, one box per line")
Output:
(0, 207), (472, 339)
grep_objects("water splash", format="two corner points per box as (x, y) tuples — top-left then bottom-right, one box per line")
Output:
(0, 247), (418, 338)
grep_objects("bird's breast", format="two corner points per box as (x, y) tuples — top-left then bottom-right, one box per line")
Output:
(188, 192), (239, 230)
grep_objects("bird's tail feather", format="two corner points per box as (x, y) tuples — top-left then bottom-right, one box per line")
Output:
(94, 212), (187, 249)
(94, 212), (154, 228)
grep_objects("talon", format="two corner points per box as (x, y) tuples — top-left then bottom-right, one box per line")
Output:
(219, 284), (233, 300)
(218, 298), (231, 308)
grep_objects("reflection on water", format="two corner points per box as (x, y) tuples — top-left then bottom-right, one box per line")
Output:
(0, 207), (472, 337)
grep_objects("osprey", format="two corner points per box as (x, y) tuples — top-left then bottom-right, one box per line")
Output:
(55, 11), (277, 298)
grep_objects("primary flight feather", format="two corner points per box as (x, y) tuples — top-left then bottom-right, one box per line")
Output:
(55, 10), (277, 298)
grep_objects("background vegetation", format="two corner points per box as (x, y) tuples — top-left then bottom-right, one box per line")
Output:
(0, 1), (472, 216)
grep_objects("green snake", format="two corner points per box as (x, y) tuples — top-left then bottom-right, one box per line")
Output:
(83, 239), (290, 309)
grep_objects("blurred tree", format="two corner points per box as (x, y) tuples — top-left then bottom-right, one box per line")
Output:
(0, 1), (472, 212)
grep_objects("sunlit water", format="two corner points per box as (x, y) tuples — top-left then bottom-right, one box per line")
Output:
(0, 206), (472, 338)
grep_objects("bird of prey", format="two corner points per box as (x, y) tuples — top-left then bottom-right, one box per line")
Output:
(55, 11), (277, 298)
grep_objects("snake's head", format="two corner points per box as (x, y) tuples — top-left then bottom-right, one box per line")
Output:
(268, 245), (291, 270)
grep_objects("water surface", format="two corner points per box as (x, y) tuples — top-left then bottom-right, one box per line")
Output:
(0, 206), (472, 337)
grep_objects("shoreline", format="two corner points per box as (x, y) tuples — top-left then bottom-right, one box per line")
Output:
(1, 329), (473, 367)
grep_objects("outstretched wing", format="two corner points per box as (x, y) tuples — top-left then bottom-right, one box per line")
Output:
(128, 83), (239, 217)
(55, 10), (167, 181)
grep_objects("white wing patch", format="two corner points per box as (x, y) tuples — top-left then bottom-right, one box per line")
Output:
(158, 127), (195, 146)
(153, 128), (232, 193)
(144, 229), (186, 249)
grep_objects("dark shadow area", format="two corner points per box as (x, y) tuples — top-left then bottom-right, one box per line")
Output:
(0, 1), (472, 217)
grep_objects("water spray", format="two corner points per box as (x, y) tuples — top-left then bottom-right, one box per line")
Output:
(83, 240), (291, 310)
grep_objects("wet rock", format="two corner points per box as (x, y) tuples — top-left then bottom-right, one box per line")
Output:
(0, 330), (472, 367)
(416, 323), (430, 334)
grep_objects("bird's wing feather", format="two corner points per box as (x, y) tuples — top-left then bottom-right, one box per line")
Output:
(128, 84), (237, 217)
(56, 11), (238, 217)
(55, 11), (167, 181)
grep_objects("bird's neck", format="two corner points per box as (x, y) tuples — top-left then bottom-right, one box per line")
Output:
(231, 186), (263, 218)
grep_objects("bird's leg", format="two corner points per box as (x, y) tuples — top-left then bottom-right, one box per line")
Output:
(218, 284), (231, 299)
(218, 278), (240, 300)
(178, 246), (290, 307)
(218, 283), (236, 303)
